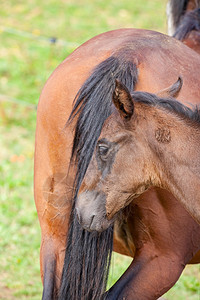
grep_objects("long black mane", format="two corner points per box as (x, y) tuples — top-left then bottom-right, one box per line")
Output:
(132, 91), (200, 125)
(59, 55), (138, 300)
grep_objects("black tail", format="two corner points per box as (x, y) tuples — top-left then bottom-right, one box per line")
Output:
(59, 55), (138, 300)
(59, 209), (113, 300)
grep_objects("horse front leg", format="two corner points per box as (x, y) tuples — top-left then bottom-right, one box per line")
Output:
(106, 188), (200, 300)
(106, 246), (185, 300)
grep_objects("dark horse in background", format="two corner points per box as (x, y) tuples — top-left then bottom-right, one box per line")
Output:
(167, 0), (200, 53)
(35, 28), (200, 300)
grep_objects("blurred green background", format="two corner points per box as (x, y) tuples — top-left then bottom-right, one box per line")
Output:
(0, 0), (199, 299)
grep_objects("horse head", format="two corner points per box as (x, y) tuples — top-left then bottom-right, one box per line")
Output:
(76, 78), (183, 232)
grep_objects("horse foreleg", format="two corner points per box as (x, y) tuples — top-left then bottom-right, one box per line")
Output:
(106, 247), (185, 300)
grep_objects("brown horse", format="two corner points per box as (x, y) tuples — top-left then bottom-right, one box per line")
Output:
(167, 0), (200, 54)
(34, 29), (200, 300)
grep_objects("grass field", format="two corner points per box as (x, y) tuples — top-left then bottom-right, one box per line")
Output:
(0, 0), (199, 299)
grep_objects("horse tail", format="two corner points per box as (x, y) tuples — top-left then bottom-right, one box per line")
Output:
(167, 0), (189, 35)
(59, 55), (138, 300)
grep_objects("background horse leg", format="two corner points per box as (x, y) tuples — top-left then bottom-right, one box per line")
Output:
(107, 188), (200, 300)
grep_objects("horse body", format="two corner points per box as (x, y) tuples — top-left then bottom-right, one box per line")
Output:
(35, 29), (200, 299)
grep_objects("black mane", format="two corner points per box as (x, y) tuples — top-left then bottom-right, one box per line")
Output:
(132, 91), (200, 125)
(174, 8), (200, 40)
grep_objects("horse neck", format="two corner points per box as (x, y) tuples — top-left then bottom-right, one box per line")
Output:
(138, 104), (200, 224)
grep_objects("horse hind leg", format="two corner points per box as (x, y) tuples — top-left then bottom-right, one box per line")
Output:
(35, 172), (72, 299)
(40, 230), (68, 299)
(42, 253), (56, 300)
(40, 235), (62, 300)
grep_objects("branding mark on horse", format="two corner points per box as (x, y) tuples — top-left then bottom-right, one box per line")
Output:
(155, 127), (171, 143)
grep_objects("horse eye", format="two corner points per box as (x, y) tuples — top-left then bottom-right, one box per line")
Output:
(98, 144), (109, 159)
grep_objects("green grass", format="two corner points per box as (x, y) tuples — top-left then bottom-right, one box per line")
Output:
(0, 0), (199, 299)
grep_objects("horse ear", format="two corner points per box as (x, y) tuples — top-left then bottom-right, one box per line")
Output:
(112, 80), (134, 120)
(156, 77), (183, 98)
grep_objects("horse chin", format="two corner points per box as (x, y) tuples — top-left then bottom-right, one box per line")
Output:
(81, 216), (113, 233)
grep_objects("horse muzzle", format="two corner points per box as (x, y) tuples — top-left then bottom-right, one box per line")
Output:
(76, 190), (112, 232)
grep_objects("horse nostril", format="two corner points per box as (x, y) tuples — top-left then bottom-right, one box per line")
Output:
(89, 214), (95, 229)
(76, 207), (82, 224)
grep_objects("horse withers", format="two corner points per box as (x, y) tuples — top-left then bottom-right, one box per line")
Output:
(34, 29), (200, 299)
